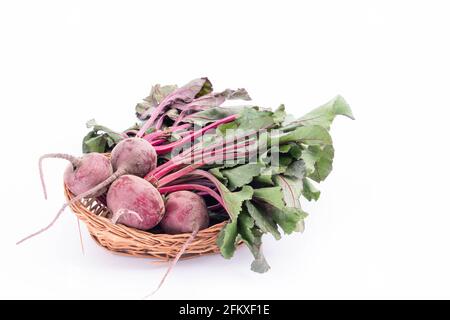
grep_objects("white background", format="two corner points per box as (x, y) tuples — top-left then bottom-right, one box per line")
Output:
(1, 0), (449, 299)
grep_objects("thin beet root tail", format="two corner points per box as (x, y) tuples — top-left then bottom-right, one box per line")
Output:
(77, 218), (85, 256)
(39, 153), (82, 200)
(16, 202), (70, 245)
(16, 169), (125, 245)
(111, 209), (143, 225)
(147, 228), (199, 297)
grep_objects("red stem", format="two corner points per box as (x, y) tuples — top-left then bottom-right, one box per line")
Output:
(145, 120), (259, 182)
(137, 102), (169, 138)
(150, 139), (167, 146)
(191, 138), (256, 160)
(153, 114), (238, 155)
(172, 109), (187, 127)
(158, 184), (224, 207)
(148, 137), (256, 180)
(143, 124), (191, 143)
(186, 170), (233, 218)
(207, 203), (223, 211)
(148, 162), (184, 181)
(177, 128), (258, 162)
(150, 150), (253, 182)
(160, 176), (217, 188)
(155, 112), (167, 130)
(143, 131), (166, 143)
(157, 164), (202, 187)
(170, 123), (191, 132)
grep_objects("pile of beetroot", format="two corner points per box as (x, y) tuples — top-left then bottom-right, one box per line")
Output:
(18, 77), (353, 288)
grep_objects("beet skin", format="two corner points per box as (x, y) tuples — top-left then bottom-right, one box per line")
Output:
(160, 191), (209, 234)
(107, 175), (165, 230)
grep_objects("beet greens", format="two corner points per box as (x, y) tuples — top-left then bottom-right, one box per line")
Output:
(142, 94), (354, 272)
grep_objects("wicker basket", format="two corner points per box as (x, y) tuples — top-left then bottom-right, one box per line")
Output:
(64, 184), (226, 260)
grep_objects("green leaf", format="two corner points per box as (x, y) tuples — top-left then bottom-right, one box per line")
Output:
(253, 187), (286, 210)
(245, 201), (281, 240)
(184, 106), (244, 126)
(274, 125), (332, 146)
(209, 167), (228, 185)
(301, 148), (317, 175)
(253, 174), (274, 186)
(273, 104), (286, 125)
(248, 230), (271, 273)
(216, 184), (254, 259)
(279, 155), (293, 167)
(270, 205), (308, 235)
(221, 163), (265, 191)
(217, 220), (238, 259)
(237, 108), (275, 131)
(259, 165), (288, 176)
(282, 95), (354, 131)
(297, 95), (354, 129)
(265, 145), (293, 170)
(256, 176), (308, 234)
(278, 144), (292, 153)
(86, 119), (123, 142)
(237, 211), (255, 244)
(301, 145), (335, 182)
(302, 178), (321, 201)
(82, 132), (107, 153)
(296, 220), (306, 233)
(223, 107), (276, 132)
(82, 119), (123, 153)
(195, 78), (213, 98)
(274, 175), (303, 208)
(284, 160), (306, 179)
(219, 185), (254, 221)
(288, 143), (303, 160)
(237, 211), (270, 273)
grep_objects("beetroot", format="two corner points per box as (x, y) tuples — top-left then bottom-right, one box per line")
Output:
(107, 175), (165, 230)
(160, 191), (209, 234)
(63, 153), (113, 196)
(39, 153), (112, 199)
(111, 137), (157, 177)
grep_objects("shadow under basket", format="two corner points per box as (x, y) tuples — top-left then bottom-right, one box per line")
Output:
(64, 184), (226, 260)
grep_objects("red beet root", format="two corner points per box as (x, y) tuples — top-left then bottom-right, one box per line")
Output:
(107, 175), (165, 230)
(160, 191), (209, 234)
(111, 137), (157, 177)
(63, 153), (113, 196)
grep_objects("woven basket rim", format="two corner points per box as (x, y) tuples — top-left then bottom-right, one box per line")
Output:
(66, 185), (228, 237)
